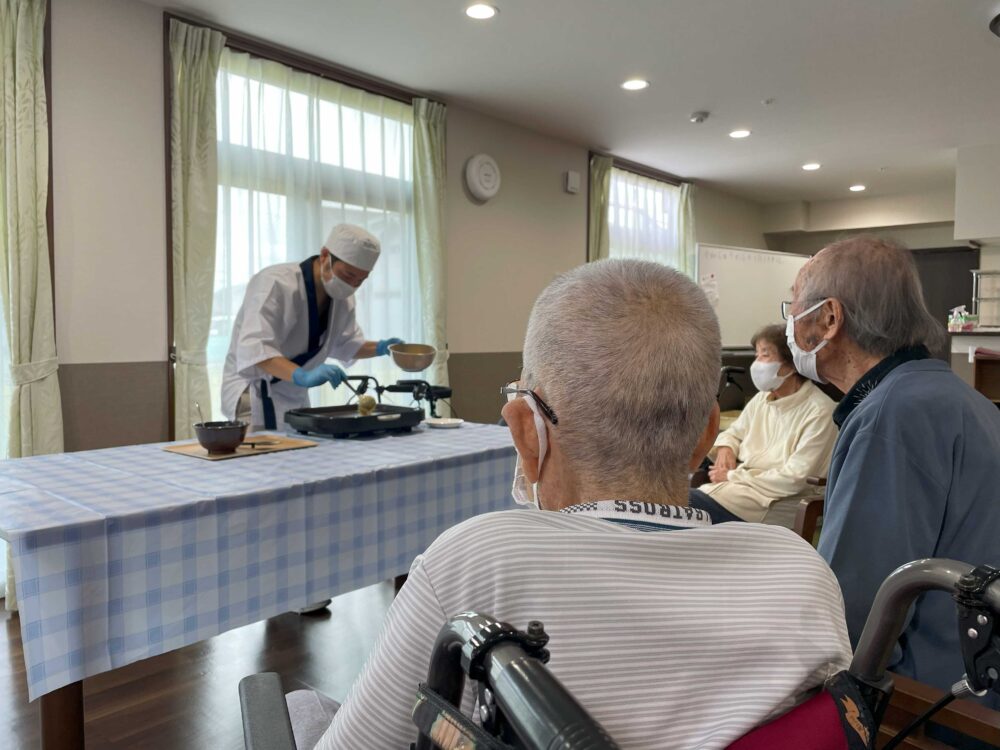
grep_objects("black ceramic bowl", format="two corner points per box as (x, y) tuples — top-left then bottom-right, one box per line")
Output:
(193, 421), (248, 455)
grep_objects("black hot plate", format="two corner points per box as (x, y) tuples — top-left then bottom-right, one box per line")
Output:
(284, 404), (424, 438)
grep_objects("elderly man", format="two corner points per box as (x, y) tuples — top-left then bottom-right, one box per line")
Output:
(313, 259), (850, 749)
(785, 236), (1000, 704)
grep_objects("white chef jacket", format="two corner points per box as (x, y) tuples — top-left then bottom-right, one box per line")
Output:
(220, 257), (366, 428)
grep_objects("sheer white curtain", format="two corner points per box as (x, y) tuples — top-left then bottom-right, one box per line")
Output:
(211, 49), (420, 417)
(607, 167), (694, 277)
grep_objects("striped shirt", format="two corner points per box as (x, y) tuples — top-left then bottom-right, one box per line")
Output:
(317, 504), (852, 749)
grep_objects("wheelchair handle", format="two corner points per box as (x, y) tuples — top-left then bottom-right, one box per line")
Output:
(851, 558), (1000, 684)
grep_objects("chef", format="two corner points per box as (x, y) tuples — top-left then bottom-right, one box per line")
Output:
(221, 223), (403, 430)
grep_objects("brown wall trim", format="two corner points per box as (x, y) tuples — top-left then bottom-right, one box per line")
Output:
(45, 0), (54, 331)
(163, 16), (175, 439)
(590, 150), (685, 187)
(60, 361), (171, 452)
(163, 11), (434, 105)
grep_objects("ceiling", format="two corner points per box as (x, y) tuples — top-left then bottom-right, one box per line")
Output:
(147, 0), (1000, 203)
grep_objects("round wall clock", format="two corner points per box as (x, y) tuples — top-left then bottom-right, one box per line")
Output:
(465, 154), (501, 201)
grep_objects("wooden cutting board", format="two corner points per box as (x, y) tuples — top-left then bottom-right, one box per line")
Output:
(163, 434), (318, 461)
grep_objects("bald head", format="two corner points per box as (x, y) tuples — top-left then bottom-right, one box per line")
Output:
(796, 235), (946, 358)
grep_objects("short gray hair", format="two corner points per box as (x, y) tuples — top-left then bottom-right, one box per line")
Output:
(522, 259), (721, 496)
(799, 236), (947, 358)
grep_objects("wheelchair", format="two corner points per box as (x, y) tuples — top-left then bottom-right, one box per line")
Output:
(239, 558), (1000, 749)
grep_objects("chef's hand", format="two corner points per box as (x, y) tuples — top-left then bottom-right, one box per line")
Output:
(376, 338), (405, 356)
(292, 364), (347, 389)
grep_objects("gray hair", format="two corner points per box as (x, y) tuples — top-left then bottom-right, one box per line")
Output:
(798, 236), (947, 358)
(522, 259), (721, 496)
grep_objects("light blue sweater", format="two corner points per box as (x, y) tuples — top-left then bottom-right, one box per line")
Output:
(819, 359), (1000, 702)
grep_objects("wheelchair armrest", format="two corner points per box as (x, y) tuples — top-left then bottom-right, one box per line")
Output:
(238, 672), (297, 750)
(805, 476), (827, 487)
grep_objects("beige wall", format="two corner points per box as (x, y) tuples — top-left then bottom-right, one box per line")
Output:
(693, 184), (766, 250)
(52, 0), (168, 365)
(445, 106), (589, 355)
(48, 0), (773, 437)
(768, 222), (962, 256)
(763, 189), (955, 235)
(955, 144), (1000, 243)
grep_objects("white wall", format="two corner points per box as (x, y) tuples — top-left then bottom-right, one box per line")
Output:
(51, 0), (167, 364)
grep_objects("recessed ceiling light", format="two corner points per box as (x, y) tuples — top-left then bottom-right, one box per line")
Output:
(465, 4), (498, 20)
(849, 184), (866, 192)
(621, 78), (650, 91)
(729, 129), (751, 139)
(802, 162), (821, 171)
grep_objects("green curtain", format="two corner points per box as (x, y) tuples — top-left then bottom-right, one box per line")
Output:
(1, 0), (63, 610)
(169, 20), (225, 439)
(587, 153), (613, 262)
(678, 182), (695, 277)
(412, 99), (449, 393)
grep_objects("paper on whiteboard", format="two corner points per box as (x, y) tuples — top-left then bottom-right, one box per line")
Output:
(700, 273), (719, 309)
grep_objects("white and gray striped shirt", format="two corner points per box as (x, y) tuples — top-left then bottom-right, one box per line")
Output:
(317, 504), (852, 749)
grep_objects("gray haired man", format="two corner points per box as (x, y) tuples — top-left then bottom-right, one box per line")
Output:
(785, 235), (1000, 708)
(313, 259), (850, 749)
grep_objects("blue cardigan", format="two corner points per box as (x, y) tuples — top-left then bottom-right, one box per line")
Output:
(819, 359), (1000, 701)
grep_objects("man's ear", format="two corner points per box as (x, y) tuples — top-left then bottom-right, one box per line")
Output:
(502, 398), (540, 483)
(689, 402), (720, 471)
(820, 298), (845, 340)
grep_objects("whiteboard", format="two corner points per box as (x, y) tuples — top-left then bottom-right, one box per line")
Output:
(697, 243), (809, 349)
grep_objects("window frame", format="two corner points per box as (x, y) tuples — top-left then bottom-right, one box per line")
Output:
(586, 151), (686, 264)
(162, 12), (438, 438)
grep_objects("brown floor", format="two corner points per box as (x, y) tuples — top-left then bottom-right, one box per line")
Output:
(0, 583), (394, 749)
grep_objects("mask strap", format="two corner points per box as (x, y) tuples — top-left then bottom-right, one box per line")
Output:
(523, 394), (548, 478)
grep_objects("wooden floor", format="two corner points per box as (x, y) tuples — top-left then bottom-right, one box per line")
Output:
(0, 583), (394, 749)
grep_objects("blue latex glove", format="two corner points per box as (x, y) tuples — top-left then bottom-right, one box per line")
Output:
(376, 338), (405, 357)
(292, 364), (347, 389)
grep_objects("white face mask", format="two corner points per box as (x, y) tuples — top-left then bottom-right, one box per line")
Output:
(511, 395), (548, 509)
(750, 359), (791, 392)
(786, 299), (830, 384)
(321, 257), (358, 300)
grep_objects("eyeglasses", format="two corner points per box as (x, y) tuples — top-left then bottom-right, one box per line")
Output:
(500, 381), (559, 425)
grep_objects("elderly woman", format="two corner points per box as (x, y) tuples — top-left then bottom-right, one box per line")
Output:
(787, 236), (1000, 713)
(312, 260), (850, 749)
(698, 324), (838, 523)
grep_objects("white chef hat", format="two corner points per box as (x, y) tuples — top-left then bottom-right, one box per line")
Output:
(324, 224), (381, 272)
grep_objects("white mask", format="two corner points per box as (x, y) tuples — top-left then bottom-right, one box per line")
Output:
(785, 299), (830, 384)
(750, 359), (791, 392)
(511, 395), (548, 509)
(321, 257), (358, 300)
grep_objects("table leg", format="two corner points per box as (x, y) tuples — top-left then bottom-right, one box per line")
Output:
(40, 680), (84, 750)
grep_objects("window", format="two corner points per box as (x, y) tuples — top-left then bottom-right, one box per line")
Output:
(607, 167), (692, 274)
(209, 49), (421, 418)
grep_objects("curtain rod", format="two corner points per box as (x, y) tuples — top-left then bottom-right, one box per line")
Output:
(592, 151), (686, 187)
(164, 12), (438, 106)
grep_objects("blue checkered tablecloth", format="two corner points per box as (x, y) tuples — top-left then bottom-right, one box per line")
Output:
(0, 423), (515, 700)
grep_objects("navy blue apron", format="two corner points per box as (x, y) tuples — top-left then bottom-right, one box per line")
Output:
(260, 256), (330, 429)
